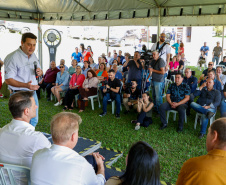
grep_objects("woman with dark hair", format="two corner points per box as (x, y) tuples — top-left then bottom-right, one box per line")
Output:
(63, 66), (85, 110)
(78, 69), (99, 112)
(84, 45), (93, 62)
(106, 141), (160, 185)
(68, 59), (77, 75)
(96, 62), (108, 81)
(80, 43), (85, 62)
(89, 56), (98, 70)
(82, 60), (90, 77)
(132, 92), (154, 130)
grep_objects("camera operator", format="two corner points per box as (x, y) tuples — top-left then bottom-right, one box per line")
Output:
(99, 69), (121, 118)
(123, 80), (141, 114)
(148, 50), (165, 116)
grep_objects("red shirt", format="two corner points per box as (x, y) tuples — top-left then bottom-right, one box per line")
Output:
(69, 73), (85, 89)
(44, 67), (60, 83)
(84, 51), (93, 62)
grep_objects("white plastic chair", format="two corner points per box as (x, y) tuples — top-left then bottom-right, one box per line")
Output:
(74, 94), (79, 107)
(111, 81), (123, 114)
(88, 87), (101, 110)
(0, 163), (30, 185)
(166, 110), (187, 124)
(194, 112), (216, 129)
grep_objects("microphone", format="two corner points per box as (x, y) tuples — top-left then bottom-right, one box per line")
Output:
(34, 61), (38, 80)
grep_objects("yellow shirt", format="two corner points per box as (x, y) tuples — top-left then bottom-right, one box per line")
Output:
(176, 149), (226, 185)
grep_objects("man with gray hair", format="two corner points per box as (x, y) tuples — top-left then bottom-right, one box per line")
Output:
(31, 112), (106, 185)
(176, 118), (226, 184)
(216, 66), (226, 90)
(0, 91), (51, 168)
(148, 50), (165, 115)
(57, 59), (68, 71)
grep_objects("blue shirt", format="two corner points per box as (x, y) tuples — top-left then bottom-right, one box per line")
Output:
(71, 52), (82, 62)
(172, 43), (180, 54)
(167, 83), (190, 103)
(200, 46), (209, 56)
(57, 65), (69, 71)
(115, 71), (123, 80)
(194, 88), (221, 109)
(82, 68), (90, 78)
(56, 71), (69, 86)
(128, 60), (142, 81)
(183, 76), (198, 94)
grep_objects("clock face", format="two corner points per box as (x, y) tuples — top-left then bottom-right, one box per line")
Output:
(43, 29), (61, 47)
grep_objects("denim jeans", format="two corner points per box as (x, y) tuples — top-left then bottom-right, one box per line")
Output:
(212, 56), (220, 65)
(151, 81), (164, 112)
(137, 111), (152, 127)
(103, 93), (121, 114)
(220, 98), (226, 117)
(190, 102), (216, 134)
(159, 102), (187, 130)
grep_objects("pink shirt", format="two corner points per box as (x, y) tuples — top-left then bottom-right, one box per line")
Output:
(69, 73), (85, 89)
(169, 61), (179, 70)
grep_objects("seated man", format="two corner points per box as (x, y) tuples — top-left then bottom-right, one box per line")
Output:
(200, 70), (222, 92)
(123, 80), (141, 114)
(31, 112), (106, 185)
(99, 69), (121, 118)
(0, 91), (51, 168)
(57, 59), (68, 71)
(176, 118), (226, 185)
(216, 66), (226, 91)
(37, 61), (60, 100)
(177, 55), (184, 72)
(220, 83), (226, 117)
(198, 61), (216, 84)
(112, 64), (123, 81)
(183, 68), (197, 94)
(219, 55), (226, 66)
(190, 78), (221, 139)
(159, 73), (190, 132)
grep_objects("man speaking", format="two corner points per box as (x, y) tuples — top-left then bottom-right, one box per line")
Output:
(4, 32), (43, 127)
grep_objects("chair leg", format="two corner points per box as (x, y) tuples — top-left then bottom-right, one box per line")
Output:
(90, 98), (94, 110)
(173, 112), (176, 121)
(166, 111), (169, 124)
(194, 114), (198, 129)
(98, 96), (101, 108)
(112, 101), (115, 114)
(185, 111), (187, 123)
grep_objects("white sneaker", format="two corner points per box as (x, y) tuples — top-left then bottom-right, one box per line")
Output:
(135, 125), (140, 130)
(54, 102), (60, 106)
(60, 99), (63, 105)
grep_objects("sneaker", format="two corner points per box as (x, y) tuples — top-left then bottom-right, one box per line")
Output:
(99, 112), (106, 117)
(131, 120), (137, 124)
(115, 114), (120, 118)
(135, 125), (140, 130)
(60, 99), (63, 105)
(54, 102), (61, 106)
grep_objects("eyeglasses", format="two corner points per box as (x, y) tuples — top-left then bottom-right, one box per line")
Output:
(208, 64), (213, 66)
(59, 66), (64, 68)
(161, 36), (165, 38)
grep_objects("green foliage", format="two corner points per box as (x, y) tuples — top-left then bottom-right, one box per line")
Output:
(0, 66), (221, 184)
(213, 26), (223, 36)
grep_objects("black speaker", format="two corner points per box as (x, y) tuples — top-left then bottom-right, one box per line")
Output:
(152, 34), (157, 43)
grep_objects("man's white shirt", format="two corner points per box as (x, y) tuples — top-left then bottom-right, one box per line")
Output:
(0, 119), (51, 168)
(151, 42), (171, 65)
(31, 144), (106, 185)
(4, 47), (40, 91)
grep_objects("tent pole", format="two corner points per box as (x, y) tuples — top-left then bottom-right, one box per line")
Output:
(37, 14), (43, 69)
(222, 25), (225, 60)
(107, 26), (110, 54)
(157, 7), (161, 40)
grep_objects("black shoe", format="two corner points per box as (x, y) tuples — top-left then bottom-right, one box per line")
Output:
(177, 128), (183, 133)
(115, 114), (120, 118)
(198, 133), (205, 139)
(159, 124), (167, 130)
(99, 112), (106, 117)
(206, 111), (215, 119)
(124, 110), (130, 115)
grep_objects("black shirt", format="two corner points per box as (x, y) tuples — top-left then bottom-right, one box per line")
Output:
(202, 68), (216, 77)
(108, 78), (121, 94)
(125, 88), (141, 100)
(219, 61), (226, 66)
(179, 60), (184, 70)
(224, 83), (226, 92)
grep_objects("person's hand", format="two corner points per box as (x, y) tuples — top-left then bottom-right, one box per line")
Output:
(147, 78), (150, 82)
(149, 68), (153, 72)
(128, 102), (132, 106)
(103, 88), (107, 93)
(38, 81), (42, 85)
(85, 88), (89, 91)
(69, 85), (72, 89)
(127, 94), (131, 98)
(36, 68), (42, 76)
(27, 81), (40, 90)
(93, 152), (104, 167)
(172, 102), (179, 108)
(106, 85), (110, 89)
(203, 106), (210, 109)
(204, 76), (208, 80)
(198, 80), (201, 84)
(52, 83), (55, 85)
(201, 82), (207, 88)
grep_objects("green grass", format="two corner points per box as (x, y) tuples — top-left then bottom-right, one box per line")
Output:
(0, 66), (220, 184)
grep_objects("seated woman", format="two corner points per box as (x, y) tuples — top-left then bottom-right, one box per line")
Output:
(168, 56), (179, 81)
(105, 141), (160, 185)
(89, 56), (98, 70)
(63, 66), (85, 110)
(51, 64), (70, 106)
(96, 62), (108, 82)
(78, 69), (99, 112)
(68, 59), (77, 75)
(82, 60), (90, 77)
(131, 92), (154, 130)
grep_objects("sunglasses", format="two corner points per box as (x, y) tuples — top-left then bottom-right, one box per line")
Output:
(208, 64), (213, 66)
(59, 66), (64, 68)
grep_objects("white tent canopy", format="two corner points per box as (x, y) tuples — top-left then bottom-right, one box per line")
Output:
(0, 0), (226, 26)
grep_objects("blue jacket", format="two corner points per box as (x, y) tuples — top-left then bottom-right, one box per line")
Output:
(183, 76), (198, 94)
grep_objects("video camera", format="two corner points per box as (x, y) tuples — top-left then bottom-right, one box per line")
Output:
(140, 50), (153, 69)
